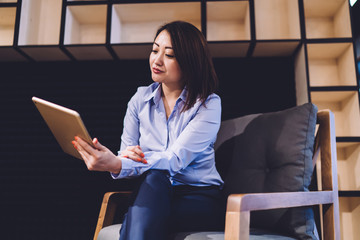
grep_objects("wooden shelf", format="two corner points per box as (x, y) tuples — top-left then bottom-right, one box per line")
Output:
(64, 4), (112, 60)
(0, 7), (16, 46)
(64, 4), (107, 45)
(206, 1), (250, 41)
(0, 0), (17, 2)
(307, 43), (357, 86)
(311, 91), (360, 137)
(339, 197), (360, 240)
(254, 0), (300, 40)
(17, 0), (68, 61)
(208, 41), (250, 58)
(18, 0), (62, 45)
(0, 48), (27, 62)
(110, 2), (201, 44)
(252, 40), (300, 57)
(337, 142), (360, 191)
(303, 0), (352, 39)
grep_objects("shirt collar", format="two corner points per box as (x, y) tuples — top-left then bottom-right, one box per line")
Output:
(144, 83), (187, 106)
(144, 83), (161, 104)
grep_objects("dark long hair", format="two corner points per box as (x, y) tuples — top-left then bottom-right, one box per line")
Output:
(154, 21), (218, 112)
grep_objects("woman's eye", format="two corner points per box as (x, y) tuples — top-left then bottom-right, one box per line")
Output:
(151, 50), (158, 54)
(166, 54), (175, 58)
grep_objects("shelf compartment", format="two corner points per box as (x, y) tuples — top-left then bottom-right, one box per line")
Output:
(307, 43), (357, 86)
(254, 0), (300, 40)
(252, 40), (300, 57)
(18, 0), (62, 45)
(337, 142), (360, 191)
(303, 0), (352, 39)
(310, 91), (360, 137)
(0, 7), (16, 46)
(17, 0), (68, 61)
(64, 4), (110, 60)
(339, 197), (360, 240)
(110, 2), (201, 44)
(64, 4), (107, 45)
(206, 1), (250, 41)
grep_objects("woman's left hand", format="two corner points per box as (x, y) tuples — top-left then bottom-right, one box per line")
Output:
(72, 137), (122, 174)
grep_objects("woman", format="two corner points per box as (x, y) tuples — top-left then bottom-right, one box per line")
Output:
(73, 21), (225, 240)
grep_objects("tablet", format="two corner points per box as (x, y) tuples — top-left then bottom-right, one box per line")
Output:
(32, 96), (94, 160)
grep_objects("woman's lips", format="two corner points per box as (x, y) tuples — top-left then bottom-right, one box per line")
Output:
(153, 67), (163, 74)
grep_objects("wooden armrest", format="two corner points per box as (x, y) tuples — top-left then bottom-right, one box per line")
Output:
(227, 191), (334, 212)
(225, 191), (335, 240)
(94, 191), (132, 240)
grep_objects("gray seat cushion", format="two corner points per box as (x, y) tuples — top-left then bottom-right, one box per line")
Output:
(97, 224), (121, 240)
(215, 103), (318, 239)
(175, 229), (297, 240)
(98, 224), (296, 240)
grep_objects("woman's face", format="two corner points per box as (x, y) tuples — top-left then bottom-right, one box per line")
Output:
(149, 30), (182, 87)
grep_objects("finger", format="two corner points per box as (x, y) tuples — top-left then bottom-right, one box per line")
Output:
(93, 138), (106, 151)
(133, 146), (145, 158)
(125, 145), (144, 157)
(127, 152), (147, 164)
(75, 136), (97, 155)
(72, 140), (91, 162)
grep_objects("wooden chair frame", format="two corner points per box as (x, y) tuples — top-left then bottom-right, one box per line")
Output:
(93, 110), (340, 240)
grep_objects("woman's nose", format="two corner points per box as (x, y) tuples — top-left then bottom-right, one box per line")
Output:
(154, 53), (164, 66)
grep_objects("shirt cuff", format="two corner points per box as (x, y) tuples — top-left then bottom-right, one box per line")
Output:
(110, 157), (139, 179)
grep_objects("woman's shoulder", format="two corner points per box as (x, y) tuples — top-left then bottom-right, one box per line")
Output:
(131, 82), (160, 102)
(202, 93), (221, 106)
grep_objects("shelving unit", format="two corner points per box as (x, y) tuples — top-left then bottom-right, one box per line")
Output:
(310, 91), (360, 137)
(18, 0), (68, 61)
(0, 2), (27, 61)
(0, 6), (16, 46)
(307, 42), (357, 86)
(339, 197), (360, 240)
(252, 0), (301, 57)
(303, 0), (352, 39)
(301, 1), (360, 238)
(207, 1), (250, 41)
(337, 142), (360, 191)
(0, 0), (359, 238)
(110, 2), (201, 59)
(64, 3), (112, 60)
(206, 1), (250, 58)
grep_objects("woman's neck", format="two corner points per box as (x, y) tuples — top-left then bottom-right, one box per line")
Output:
(161, 83), (184, 119)
(161, 83), (183, 101)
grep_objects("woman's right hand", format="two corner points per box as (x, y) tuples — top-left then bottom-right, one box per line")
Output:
(120, 145), (147, 164)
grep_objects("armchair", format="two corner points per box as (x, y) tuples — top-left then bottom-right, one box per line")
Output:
(94, 103), (340, 240)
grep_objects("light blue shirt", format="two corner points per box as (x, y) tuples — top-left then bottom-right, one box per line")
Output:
(112, 82), (224, 187)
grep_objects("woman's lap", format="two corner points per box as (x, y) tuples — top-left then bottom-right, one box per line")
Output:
(119, 170), (225, 240)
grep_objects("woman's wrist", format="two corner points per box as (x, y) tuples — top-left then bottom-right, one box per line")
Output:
(110, 156), (122, 175)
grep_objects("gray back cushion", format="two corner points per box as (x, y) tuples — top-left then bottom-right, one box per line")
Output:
(215, 103), (318, 239)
